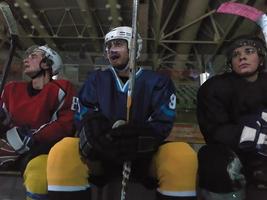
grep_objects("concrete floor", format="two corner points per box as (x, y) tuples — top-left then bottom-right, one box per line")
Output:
(0, 175), (25, 200)
(0, 175), (156, 200)
(1, 175), (267, 200)
(94, 179), (156, 200)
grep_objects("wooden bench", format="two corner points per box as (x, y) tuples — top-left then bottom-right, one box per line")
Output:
(167, 123), (205, 144)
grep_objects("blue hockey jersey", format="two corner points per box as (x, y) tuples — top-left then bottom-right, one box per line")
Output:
(77, 67), (176, 140)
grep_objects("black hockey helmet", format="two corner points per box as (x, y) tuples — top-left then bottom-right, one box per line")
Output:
(226, 35), (267, 70)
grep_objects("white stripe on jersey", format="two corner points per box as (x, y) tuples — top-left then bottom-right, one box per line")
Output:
(109, 66), (143, 92)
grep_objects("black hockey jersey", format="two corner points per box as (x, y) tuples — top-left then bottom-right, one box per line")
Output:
(197, 72), (267, 150)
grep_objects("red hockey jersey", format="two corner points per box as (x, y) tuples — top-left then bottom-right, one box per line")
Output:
(1, 79), (77, 143)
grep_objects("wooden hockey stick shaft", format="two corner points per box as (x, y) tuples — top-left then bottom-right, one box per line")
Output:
(120, 1), (139, 200)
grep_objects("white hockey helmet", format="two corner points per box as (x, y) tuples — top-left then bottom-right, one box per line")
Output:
(104, 26), (143, 59)
(37, 45), (63, 75)
(25, 45), (63, 75)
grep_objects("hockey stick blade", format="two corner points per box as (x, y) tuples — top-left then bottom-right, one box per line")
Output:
(217, 2), (264, 22)
(0, 2), (18, 94)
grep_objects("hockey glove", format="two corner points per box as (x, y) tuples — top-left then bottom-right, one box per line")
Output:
(256, 112), (267, 156)
(6, 127), (34, 154)
(109, 124), (160, 163)
(79, 112), (117, 162)
(239, 111), (267, 154)
(0, 108), (11, 135)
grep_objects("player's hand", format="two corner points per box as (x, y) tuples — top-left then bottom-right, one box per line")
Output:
(79, 112), (116, 161)
(109, 123), (160, 163)
(256, 111), (267, 156)
(6, 126), (34, 154)
(239, 111), (267, 154)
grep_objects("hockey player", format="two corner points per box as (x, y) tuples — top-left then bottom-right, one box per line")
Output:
(197, 35), (267, 200)
(0, 45), (77, 200)
(47, 26), (197, 200)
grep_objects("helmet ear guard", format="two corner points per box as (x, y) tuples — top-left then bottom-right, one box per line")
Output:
(37, 45), (63, 75)
(40, 56), (54, 70)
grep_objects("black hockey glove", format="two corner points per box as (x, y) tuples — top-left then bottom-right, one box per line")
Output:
(5, 126), (34, 154)
(79, 112), (118, 162)
(239, 111), (267, 155)
(108, 124), (160, 163)
(256, 112), (267, 157)
(0, 108), (11, 135)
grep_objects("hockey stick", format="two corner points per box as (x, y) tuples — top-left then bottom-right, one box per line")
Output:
(0, 2), (18, 94)
(217, 2), (263, 22)
(216, 2), (267, 43)
(120, 1), (139, 200)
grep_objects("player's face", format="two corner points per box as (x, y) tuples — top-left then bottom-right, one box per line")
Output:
(23, 50), (44, 77)
(106, 39), (129, 68)
(231, 45), (262, 77)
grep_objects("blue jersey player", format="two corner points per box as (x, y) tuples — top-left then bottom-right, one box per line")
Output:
(46, 26), (197, 200)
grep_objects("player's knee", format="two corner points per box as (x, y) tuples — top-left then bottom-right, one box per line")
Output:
(197, 144), (246, 199)
(157, 142), (197, 181)
(47, 137), (89, 192)
(23, 155), (48, 200)
(155, 142), (197, 195)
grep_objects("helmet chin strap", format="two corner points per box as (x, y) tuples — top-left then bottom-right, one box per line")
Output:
(28, 59), (48, 79)
(29, 68), (45, 79)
